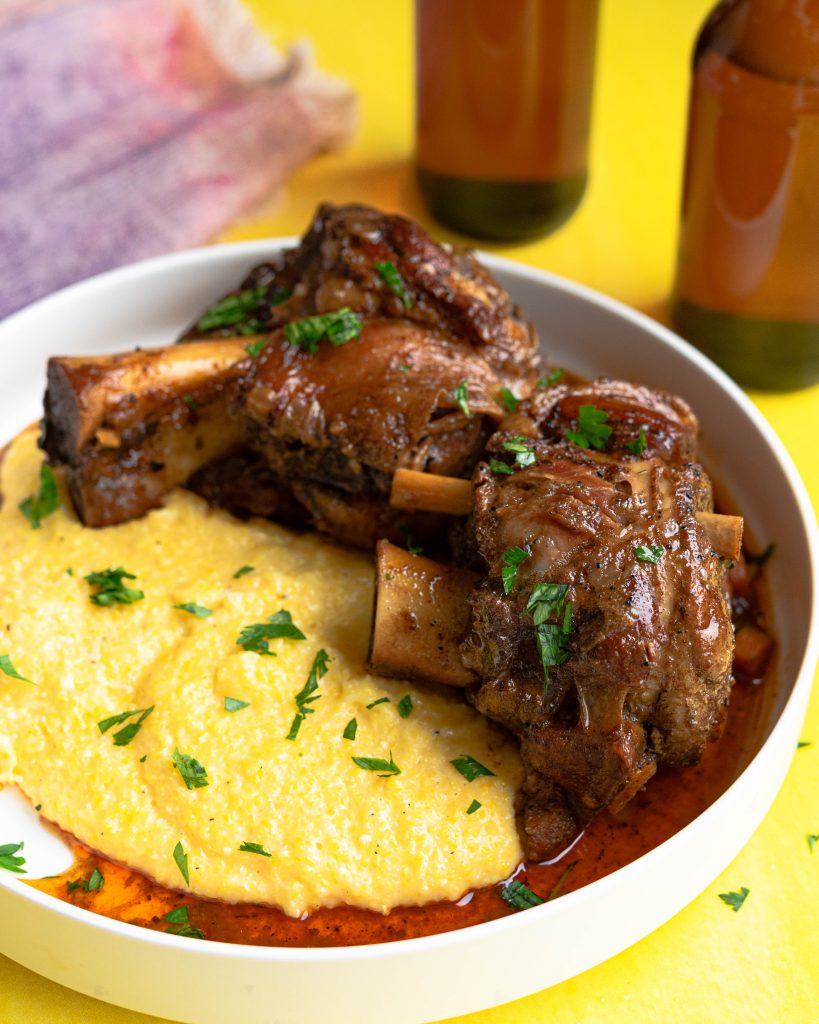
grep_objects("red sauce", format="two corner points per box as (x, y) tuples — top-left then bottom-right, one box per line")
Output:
(27, 628), (775, 948)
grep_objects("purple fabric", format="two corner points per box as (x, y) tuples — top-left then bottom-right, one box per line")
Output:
(0, 0), (354, 318)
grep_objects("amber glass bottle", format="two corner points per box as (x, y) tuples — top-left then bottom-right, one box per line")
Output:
(672, 0), (819, 390)
(415, 0), (599, 242)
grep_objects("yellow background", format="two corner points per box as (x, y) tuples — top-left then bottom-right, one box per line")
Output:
(1, 1), (817, 1022)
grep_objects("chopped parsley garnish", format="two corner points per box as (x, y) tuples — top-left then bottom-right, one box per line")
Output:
(0, 655), (33, 685)
(808, 834), (818, 854)
(797, 740), (812, 749)
(399, 525), (423, 556)
(718, 887), (749, 912)
(236, 609), (306, 656)
(84, 567), (144, 606)
(625, 426), (648, 455)
(397, 694), (413, 718)
(451, 755), (496, 782)
(284, 308), (362, 352)
(634, 545), (664, 564)
(244, 338), (267, 358)
(527, 583), (573, 690)
(19, 463), (59, 529)
(181, 394), (199, 411)
(746, 542), (775, 566)
(501, 546), (529, 594)
(66, 879), (82, 893)
(172, 748), (209, 790)
(0, 841), (26, 874)
(398, 363), (412, 373)
(197, 285), (267, 332)
(546, 368), (564, 386)
(466, 799), (482, 815)
(499, 387), (518, 413)
(173, 841), (190, 885)
(163, 905), (204, 939)
(98, 705), (154, 746)
(366, 697), (390, 710)
(374, 260), (412, 308)
(500, 879), (544, 910)
(173, 602), (212, 618)
(239, 841), (272, 857)
(489, 457), (515, 476)
(565, 404), (612, 451)
(83, 867), (104, 892)
(224, 697), (249, 713)
(454, 379), (471, 417)
(343, 718), (358, 741)
(352, 753), (401, 777)
(233, 565), (254, 579)
(502, 436), (536, 469)
(286, 649), (330, 740)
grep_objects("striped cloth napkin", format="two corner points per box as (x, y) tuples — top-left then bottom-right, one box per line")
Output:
(0, 0), (356, 319)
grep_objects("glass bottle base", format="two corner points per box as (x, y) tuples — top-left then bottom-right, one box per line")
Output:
(416, 169), (587, 242)
(672, 299), (819, 391)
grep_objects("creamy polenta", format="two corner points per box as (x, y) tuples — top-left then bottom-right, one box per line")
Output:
(0, 429), (523, 917)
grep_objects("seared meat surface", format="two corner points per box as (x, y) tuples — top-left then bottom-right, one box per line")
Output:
(187, 202), (539, 385)
(459, 381), (734, 859)
(45, 203), (539, 541)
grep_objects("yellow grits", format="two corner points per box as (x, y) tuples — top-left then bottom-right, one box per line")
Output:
(0, 429), (523, 917)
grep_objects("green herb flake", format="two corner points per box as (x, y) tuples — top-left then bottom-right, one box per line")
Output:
(233, 565), (254, 579)
(451, 755), (496, 782)
(527, 583), (573, 690)
(547, 860), (578, 901)
(366, 696), (390, 710)
(244, 337), (267, 358)
(718, 886), (749, 912)
(501, 879), (544, 910)
(375, 260), (412, 308)
(546, 368), (564, 386)
(634, 545), (665, 564)
(466, 799), (482, 815)
(174, 602), (212, 618)
(746, 542), (775, 566)
(172, 748), (209, 790)
(352, 753), (401, 777)
(83, 867), (104, 892)
(489, 457), (515, 476)
(399, 525), (423, 556)
(224, 697), (249, 713)
(236, 609), (306, 656)
(343, 718), (358, 741)
(98, 705), (154, 747)
(0, 654), (33, 685)
(499, 387), (518, 413)
(162, 905), (205, 938)
(173, 841), (190, 885)
(625, 425), (648, 455)
(454, 379), (471, 418)
(398, 363), (412, 373)
(807, 834), (818, 854)
(501, 436), (537, 469)
(797, 740), (812, 749)
(181, 394), (199, 412)
(66, 879), (82, 893)
(283, 308), (362, 352)
(501, 546), (529, 595)
(84, 567), (144, 606)
(163, 906), (190, 924)
(0, 841), (26, 874)
(397, 694), (413, 718)
(19, 463), (59, 529)
(565, 404), (612, 451)
(197, 285), (266, 332)
(286, 648), (330, 740)
(239, 841), (272, 857)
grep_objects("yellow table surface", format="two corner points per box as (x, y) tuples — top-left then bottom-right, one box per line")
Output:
(1, 2), (817, 1022)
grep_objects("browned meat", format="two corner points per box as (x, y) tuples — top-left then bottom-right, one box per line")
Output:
(186, 202), (540, 386)
(459, 381), (734, 858)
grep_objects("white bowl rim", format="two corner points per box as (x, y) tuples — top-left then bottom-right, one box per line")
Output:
(1, 240), (817, 965)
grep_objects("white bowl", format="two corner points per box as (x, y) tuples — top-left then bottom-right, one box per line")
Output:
(0, 243), (817, 1024)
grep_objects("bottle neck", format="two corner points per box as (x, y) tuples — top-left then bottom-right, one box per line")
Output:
(699, 0), (819, 82)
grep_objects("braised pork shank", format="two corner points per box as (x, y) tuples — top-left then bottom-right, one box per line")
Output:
(42, 204), (539, 541)
(372, 380), (737, 860)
